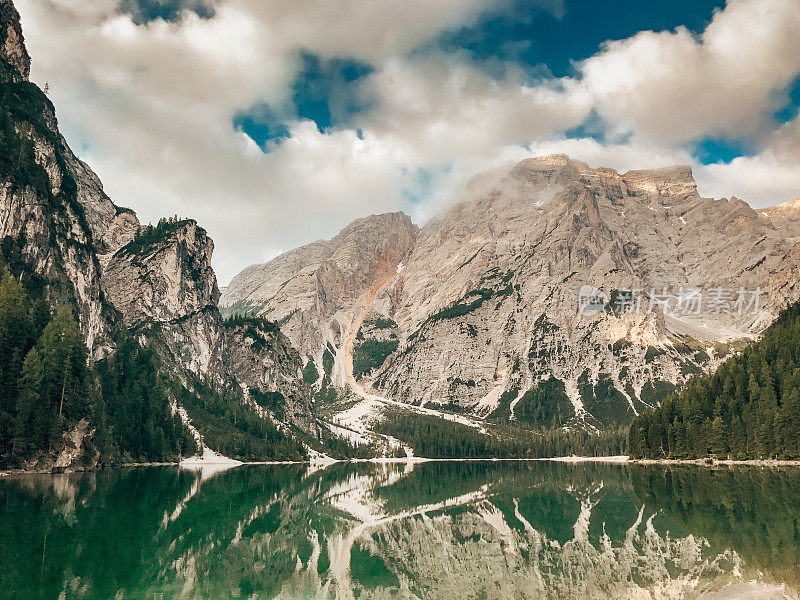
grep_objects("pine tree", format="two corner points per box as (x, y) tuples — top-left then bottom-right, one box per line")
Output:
(629, 301), (800, 459)
(11, 347), (42, 460)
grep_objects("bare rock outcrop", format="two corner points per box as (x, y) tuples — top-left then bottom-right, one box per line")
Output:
(223, 320), (317, 436)
(0, 0), (29, 83)
(221, 212), (418, 375)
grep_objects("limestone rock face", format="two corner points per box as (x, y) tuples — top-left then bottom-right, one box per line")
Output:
(0, 68), (122, 357)
(221, 212), (418, 370)
(101, 221), (224, 378)
(225, 154), (800, 427)
(223, 321), (317, 436)
(376, 156), (800, 423)
(761, 197), (800, 225)
(0, 0), (29, 83)
(374, 156), (800, 423)
(101, 220), (316, 432)
(103, 221), (219, 328)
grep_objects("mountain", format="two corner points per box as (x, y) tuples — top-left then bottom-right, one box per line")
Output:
(0, 0), (316, 468)
(222, 212), (419, 389)
(628, 299), (800, 459)
(224, 155), (800, 430)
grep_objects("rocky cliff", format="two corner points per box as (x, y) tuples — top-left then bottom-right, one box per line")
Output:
(103, 219), (225, 378)
(0, 5), (133, 359)
(223, 318), (318, 435)
(222, 211), (418, 388)
(225, 155), (800, 429)
(0, 0), (317, 456)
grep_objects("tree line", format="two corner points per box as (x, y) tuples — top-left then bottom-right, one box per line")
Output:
(376, 410), (627, 459)
(629, 301), (800, 459)
(0, 251), (197, 468)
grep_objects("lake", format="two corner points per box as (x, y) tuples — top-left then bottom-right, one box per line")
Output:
(1, 461), (799, 599)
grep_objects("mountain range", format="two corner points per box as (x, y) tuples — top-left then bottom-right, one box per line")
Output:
(3, 0), (800, 466)
(222, 155), (800, 433)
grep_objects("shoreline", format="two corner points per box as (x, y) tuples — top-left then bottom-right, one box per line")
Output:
(630, 457), (800, 467)
(5, 454), (800, 477)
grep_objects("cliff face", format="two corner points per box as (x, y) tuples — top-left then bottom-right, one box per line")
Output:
(103, 220), (224, 378)
(223, 320), (317, 435)
(0, 0), (28, 83)
(0, 1), (130, 358)
(225, 155), (800, 428)
(0, 0), (316, 453)
(221, 211), (419, 382)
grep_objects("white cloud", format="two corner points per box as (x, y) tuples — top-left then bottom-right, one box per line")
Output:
(579, 0), (800, 144)
(359, 56), (591, 164)
(12, 0), (800, 283)
(14, 0), (577, 283)
(698, 116), (800, 206)
(237, 0), (518, 62)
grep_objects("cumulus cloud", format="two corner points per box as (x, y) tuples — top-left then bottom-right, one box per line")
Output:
(698, 116), (800, 206)
(14, 0), (577, 282)
(579, 0), (800, 144)
(359, 56), (590, 163)
(13, 0), (800, 283)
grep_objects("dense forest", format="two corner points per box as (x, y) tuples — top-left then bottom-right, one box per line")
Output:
(172, 377), (306, 461)
(0, 247), (197, 468)
(629, 301), (800, 459)
(376, 410), (628, 459)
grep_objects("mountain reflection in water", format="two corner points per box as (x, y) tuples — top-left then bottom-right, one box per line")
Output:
(1, 461), (798, 600)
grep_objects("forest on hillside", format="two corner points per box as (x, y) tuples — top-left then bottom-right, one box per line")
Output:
(0, 240), (313, 467)
(0, 242), (199, 468)
(0, 232), (373, 467)
(377, 410), (628, 459)
(629, 301), (800, 460)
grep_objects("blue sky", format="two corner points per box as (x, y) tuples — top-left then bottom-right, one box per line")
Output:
(436, 0), (726, 77)
(229, 0), (797, 166)
(18, 0), (800, 281)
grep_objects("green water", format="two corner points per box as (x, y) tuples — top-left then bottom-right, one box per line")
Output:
(2, 461), (799, 599)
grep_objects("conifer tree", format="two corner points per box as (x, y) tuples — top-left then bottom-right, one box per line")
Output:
(629, 301), (800, 459)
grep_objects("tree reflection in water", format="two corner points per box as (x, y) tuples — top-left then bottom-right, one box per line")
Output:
(1, 461), (798, 599)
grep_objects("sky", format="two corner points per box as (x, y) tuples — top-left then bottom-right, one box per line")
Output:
(15, 0), (800, 283)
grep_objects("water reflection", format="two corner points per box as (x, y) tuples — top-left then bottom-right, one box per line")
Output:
(1, 462), (798, 599)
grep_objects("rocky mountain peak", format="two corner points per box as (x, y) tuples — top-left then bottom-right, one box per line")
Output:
(506, 154), (589, 188)
(621, 165), (698, 200)
(221, 150), (800, 430)
(0, 0), (29, 83)
(334, 211), (417, 241)
(220, 211), (418, 365)
(762, 197), (800, 224)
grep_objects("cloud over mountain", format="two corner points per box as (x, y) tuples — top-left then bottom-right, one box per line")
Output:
(15, 0), (800, 282)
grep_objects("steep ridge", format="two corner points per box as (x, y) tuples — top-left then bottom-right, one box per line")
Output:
(0, 2), (136, 358)
(221, 212), (418, 386)
(227, 154), (800, 429)
(0, 0), (317, 465)
(103, 219), (224, 379)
